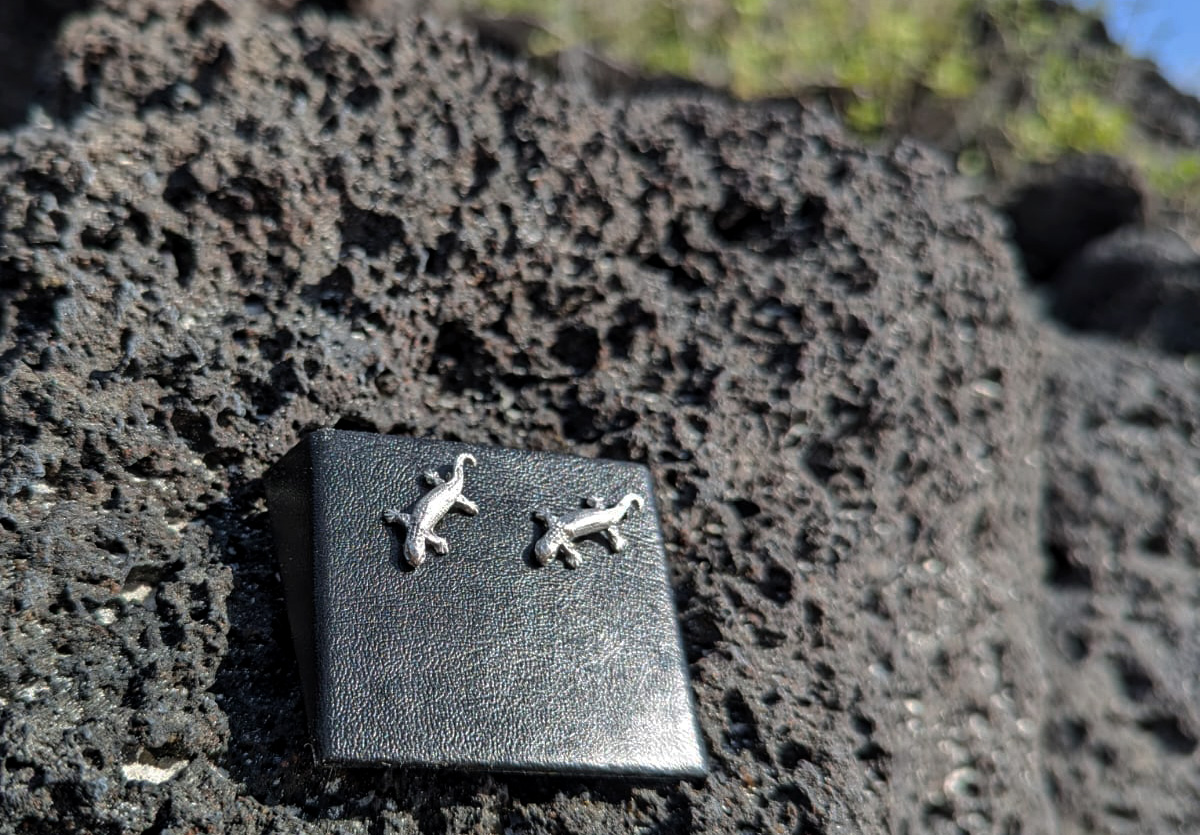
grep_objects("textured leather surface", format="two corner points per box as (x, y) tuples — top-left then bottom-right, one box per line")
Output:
(265, 429), (707, 777)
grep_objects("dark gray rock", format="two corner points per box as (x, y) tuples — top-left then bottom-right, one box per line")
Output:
(1041, 335), (1200, 834)
(1049, 226), (1200, 354)
(0, 2), (1049, 833)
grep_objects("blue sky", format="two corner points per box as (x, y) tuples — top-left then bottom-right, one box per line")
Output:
(1080, 0), (1200, 93)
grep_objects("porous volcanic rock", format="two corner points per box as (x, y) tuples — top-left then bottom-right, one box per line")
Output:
(1040, 335), (1200, 835)
(0, 2), (1049, 833)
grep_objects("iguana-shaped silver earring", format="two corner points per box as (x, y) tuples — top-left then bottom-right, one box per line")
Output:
(532, 493), (643, 568)
(382, 453), (478, 568)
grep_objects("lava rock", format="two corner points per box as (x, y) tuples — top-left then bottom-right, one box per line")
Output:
(1041, 335), (1200, 834)
(0, 1), (1048, 833)
(1005, 153), (1145, 284)
(1049, 225), (1200, 354)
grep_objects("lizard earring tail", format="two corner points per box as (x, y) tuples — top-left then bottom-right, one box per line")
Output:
(382, 453), (479, 568)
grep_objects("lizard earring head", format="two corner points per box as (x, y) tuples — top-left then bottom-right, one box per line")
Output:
(533, 523), (556, 565)
(382, 454), (479, 569)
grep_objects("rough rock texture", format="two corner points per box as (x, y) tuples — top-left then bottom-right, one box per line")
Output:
(1, 1), (1051, 833)
(1041, 335), (1200, 835)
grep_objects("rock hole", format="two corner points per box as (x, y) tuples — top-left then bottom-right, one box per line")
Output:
(192, 41), (233, 98)
(1046, 717), (1088, 752)
(333, 415), (377, 433)
(772, 781), (816, 812)
(127, 209), (151, 244)
(81, 222), (121, 251)
(645, 251), (706, 293)
(345, 83), (380, 111)
(1044, 539), (1093, 588)
(723, 689), (768, 761)
(606, 300), (656, 358)
(644, 222), (707, 291)
(305, 265), (366, 318)
(1141, 527), (1169, 556)
(297, 0), (355, 15)
(804, 440), (838, 484)
(681, 609), (721, 661)
(713, 191), (780, 244)
(560, 399), (603, 443)
(855, 740), (887, 762)
(467, 141), (500, 197)
(161, 230), (196, 287)
(712, 191), (825, 256)
(1112, 655), (1155, 703)
(96, 537), (128, 555)
(732, 498), (761, 518)
(429, 320), (497, 397)
(186, 0), (230, 35)
(767, 340), (803, 380)
(1104, 805), (1139, 822)
(551, 324), (600, 373)
(758, 561), (794, 605)
(163, 165), (202, 210)
(851, 712), (875, 736)
(776, 740), (815, 770)
(1122, 406), (1168, 430)
(170, 408), (215, 452)
(207, 175), (281, 224)
(243, 294), (266, 316)
(424, 231), (457, 276)
(754, 627), (786, 649)
(1059, 629), (1089, 662)
(831, 268), (877, 296)
(1138, 714), (1197, 755)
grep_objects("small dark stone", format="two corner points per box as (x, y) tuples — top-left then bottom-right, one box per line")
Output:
(1049, 225), (1200, 354)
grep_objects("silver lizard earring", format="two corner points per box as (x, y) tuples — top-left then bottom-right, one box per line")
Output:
(382, 453), (478, 568)
(532, 493), (643, 568)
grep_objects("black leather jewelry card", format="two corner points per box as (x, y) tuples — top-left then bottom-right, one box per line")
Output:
(265, 429), (707, 777)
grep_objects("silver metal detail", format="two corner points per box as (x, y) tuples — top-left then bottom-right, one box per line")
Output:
(382, 453), (478, 567)
(532, 493), (644, 568)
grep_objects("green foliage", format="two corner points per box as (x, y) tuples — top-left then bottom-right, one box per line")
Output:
(1006, 55), (1132, 162)
(1006, 92), (1130, 161)
(462, 0), (1190, 207)
(468, 0), (981, 131)
(1137, 150), (1200, 208)
(807, 0), (980, 132)
(990, 1), (1131, 161)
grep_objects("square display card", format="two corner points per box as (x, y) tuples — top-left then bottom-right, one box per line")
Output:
(265, 430), (707, 777)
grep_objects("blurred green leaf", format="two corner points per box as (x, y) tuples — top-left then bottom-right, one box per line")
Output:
(461, 0), (1193, 207)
